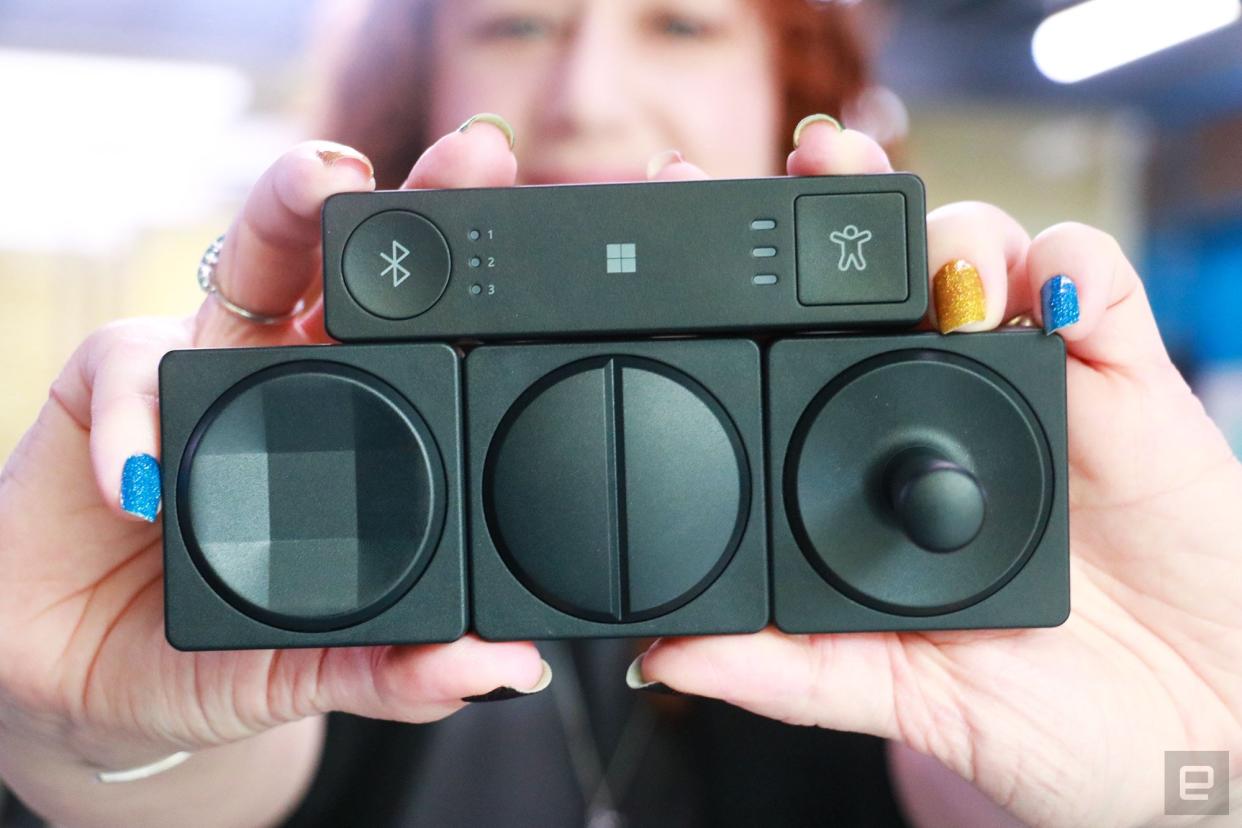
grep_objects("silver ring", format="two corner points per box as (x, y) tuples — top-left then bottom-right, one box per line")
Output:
(1004, 312), (1038, 329)
(197, 233), (305, 325)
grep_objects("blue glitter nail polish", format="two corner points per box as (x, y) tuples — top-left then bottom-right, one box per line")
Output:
(120, 453), (161, 522)
(1041, 274), (1080, 334)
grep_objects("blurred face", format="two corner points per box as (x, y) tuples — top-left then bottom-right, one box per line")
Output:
(425, 0), (782, 183)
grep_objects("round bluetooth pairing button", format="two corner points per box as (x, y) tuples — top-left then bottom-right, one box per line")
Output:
(342, 210), (451, 320)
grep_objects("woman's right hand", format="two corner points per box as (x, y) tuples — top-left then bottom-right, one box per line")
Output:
(0, 119), (546, 795)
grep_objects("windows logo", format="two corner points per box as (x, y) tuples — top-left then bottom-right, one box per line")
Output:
(606, 243), (637, 273)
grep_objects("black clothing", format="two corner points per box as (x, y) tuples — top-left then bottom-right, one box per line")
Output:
(0, 641), (911, 828)
(281, 641), (910, 828)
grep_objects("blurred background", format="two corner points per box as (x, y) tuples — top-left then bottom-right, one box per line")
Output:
(1, 0), (1240, 462)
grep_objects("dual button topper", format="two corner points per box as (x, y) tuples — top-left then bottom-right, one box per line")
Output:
(322, 173), (928, 342)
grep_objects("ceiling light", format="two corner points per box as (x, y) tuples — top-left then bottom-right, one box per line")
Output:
(1032, 0), (1242, 84)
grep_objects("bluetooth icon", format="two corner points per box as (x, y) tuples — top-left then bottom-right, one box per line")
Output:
(380, 240), (411, 287)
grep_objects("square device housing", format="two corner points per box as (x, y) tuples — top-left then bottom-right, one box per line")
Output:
(160, 344), (466, 650)
(768, 330), (1070, 633)
(466, 338), (768, 639)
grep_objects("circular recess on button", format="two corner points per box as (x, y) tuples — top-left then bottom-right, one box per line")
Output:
(177, 361), (446, 632)
(341, 210), (451, 320)
(784, 350), (1052, 616)
(483, 356), (750, 623)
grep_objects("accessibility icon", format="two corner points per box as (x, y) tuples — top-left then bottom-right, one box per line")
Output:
(828, 225), (872, 271)
(380, 240), (411, 287)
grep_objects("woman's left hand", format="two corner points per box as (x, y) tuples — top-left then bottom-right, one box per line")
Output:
(636, 119), (1242, 827)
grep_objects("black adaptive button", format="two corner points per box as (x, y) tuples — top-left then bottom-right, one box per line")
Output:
(796, 193), (908, 305)
(784, 350), (1049, 615)
(342, 210), (451, 320)
(180, 361), (445, 631)
(482, 357), (749, 623)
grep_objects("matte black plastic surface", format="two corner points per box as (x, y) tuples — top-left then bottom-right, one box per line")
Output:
(768, 330), (1070, 632)
(342, 211), (451, 319)
(161, 332), (1070, 650)
(795, 193), (908, 305)
(466, 339), (768, 640)
(160, 344), (467, 650)
(885, 447), (986, 553)
(161, 167), (1076, 649)
(181, 362), (444, 631)
(323, 174), (928, 342)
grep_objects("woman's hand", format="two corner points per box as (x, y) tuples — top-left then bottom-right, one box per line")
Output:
(0, 120), (546, 821)
(634, 119), (1242, 827)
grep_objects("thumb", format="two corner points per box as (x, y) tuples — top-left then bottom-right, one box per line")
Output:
(309, 636), (549, 722)
(631, 628), (903, 739)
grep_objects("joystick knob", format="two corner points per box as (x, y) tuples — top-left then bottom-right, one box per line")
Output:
(885, 447), (985, 553)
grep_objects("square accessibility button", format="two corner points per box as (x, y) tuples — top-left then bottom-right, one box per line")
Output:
(796, 192), (909, 305)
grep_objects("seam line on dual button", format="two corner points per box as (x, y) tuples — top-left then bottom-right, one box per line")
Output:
(603, 358), (629, 622)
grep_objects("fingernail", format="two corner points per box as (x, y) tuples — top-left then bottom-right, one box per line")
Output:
(457, 112), (516, 151)
(792, 113), (843, 149)
(315, 146), (374, 184)
(646, 149), (684, 180)
(933, 259), (987, 334)
(120, 454), (161, 522)
(1041, 274), (1080, 335)
(624, 652), (685, 696)
(463, 659), (552, 703)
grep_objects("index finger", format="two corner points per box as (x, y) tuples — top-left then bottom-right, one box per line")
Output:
(787, 114), (894, 176)
(197, 118), (520, 347)
(195, 140), (376, 347)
